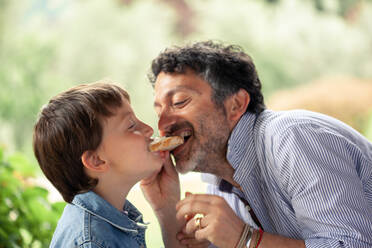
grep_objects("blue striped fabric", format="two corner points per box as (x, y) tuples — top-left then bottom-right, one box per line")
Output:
(203, 110), (372, 248)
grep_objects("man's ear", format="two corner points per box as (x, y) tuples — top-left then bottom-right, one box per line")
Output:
(225, 89), (250, 123)
(81, 150), (107, 172)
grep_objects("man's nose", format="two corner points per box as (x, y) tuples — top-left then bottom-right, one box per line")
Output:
(158, 109), (177, 136)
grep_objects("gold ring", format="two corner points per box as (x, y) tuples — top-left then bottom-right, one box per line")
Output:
(195, 216), (202, 229)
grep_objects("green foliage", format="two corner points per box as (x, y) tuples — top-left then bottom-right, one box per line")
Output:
(0, 147), (65, 248)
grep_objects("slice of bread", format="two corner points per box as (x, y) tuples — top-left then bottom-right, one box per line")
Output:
(149, 136), (184, 152)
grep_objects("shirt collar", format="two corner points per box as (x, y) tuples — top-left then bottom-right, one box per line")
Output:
(72, 191), (147, 234)
(229, 111), (259, 185)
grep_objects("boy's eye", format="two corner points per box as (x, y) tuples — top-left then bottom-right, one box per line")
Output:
(128, 119), (136, 130)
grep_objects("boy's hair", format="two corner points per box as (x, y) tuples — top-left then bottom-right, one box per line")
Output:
(149, 40), (265, 114)
(33, 81), (129, 203)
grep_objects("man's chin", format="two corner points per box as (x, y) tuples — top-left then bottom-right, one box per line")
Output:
(175, 160), (197, 174)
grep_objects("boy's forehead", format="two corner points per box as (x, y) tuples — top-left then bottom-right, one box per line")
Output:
(117, 98), (132, 113)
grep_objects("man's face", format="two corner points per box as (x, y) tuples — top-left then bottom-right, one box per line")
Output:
(154, 70), (231, 174)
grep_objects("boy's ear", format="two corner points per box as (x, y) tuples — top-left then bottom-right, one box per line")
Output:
(81, 150), (107, 172)
(224, 89), (250, 124)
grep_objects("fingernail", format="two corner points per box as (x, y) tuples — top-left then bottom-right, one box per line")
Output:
(185, 191), (192, 197)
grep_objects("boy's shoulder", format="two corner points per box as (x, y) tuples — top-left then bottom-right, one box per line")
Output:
(49, 192), (146, 248)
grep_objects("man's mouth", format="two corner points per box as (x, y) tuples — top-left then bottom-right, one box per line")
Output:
(169, 129), (192, 155)
(179, 130), (192, 143)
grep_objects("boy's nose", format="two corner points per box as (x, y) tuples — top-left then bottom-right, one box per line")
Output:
(140, 122), (153, 138)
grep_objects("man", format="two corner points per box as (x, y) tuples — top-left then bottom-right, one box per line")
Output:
(148, 41), (372, 248)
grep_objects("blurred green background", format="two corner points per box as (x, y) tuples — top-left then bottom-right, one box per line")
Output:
(1, 0), (371, 247)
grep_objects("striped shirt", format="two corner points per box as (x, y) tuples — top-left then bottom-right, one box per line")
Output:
(204, 110), (372, 248)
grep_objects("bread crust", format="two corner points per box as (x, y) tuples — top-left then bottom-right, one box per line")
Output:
(149, 136), (184, 152)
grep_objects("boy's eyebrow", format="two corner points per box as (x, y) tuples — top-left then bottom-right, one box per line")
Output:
(119, 110), (132, 121)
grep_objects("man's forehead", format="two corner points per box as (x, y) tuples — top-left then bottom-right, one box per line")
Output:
(154, 71), (209, 93)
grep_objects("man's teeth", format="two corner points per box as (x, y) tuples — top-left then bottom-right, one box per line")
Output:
(179, 130), (192, 138)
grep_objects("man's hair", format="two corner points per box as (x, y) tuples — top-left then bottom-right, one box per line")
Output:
(149, 40), (265, 113)
(33, 81), (129, 203)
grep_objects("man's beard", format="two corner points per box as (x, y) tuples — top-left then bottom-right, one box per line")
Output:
(174, 109), (230, 174)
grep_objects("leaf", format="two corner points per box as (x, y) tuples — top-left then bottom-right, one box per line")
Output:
(8, 153), (36, 178)
(0, 146), (3, 162)
(23, 187), (49, 201)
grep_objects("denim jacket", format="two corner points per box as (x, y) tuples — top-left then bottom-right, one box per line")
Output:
(50, 191), (147, 248)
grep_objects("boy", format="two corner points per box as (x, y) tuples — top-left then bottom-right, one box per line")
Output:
(33, 81), (185, 247)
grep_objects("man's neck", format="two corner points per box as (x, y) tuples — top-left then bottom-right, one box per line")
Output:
(208, 160), (240, 188)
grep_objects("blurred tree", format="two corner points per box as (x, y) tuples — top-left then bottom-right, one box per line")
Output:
(0, 0), (10, 45)
(117, 0), (195, 38)
(266, 0), (369, 21)
(161, 0), (195, 37)
(267, 77), (372, 133)
(0, 35), (56, 153)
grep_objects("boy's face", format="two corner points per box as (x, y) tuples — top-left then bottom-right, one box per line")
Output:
(96, 98), (164, 184)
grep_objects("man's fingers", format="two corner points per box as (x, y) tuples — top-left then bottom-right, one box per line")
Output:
(184, 214), (212, 234)
(187, 242), (211, 248)
(176, 194), (223, 210)
(178, 230), (210, 247)
(162, 152), (178, 176)
(194, 226), (211, 243)
(176, 201), (210, 220)
(140, 171), (159, 186)
(180, 238), (210, 247)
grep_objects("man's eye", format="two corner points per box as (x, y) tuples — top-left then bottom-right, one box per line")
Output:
(173, 99), (188, 107)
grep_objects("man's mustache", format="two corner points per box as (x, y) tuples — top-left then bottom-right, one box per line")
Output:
(167, 121), (193, 135)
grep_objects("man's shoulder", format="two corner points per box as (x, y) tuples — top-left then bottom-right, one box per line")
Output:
(256, 109), (339, 139)
(259, 110), (313, 131)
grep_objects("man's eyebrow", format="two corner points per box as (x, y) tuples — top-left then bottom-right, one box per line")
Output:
(154, 85), (201, 108)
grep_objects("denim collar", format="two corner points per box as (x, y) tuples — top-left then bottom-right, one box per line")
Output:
(72, 191), (147, 235)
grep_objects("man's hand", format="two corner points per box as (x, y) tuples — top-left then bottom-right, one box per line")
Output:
(177, 194), (211, 248)
(140, 152), (180, 213)
(176, 194), (245, 248)
(177, 231), (211, 248)
(140, 153), (186, 247)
